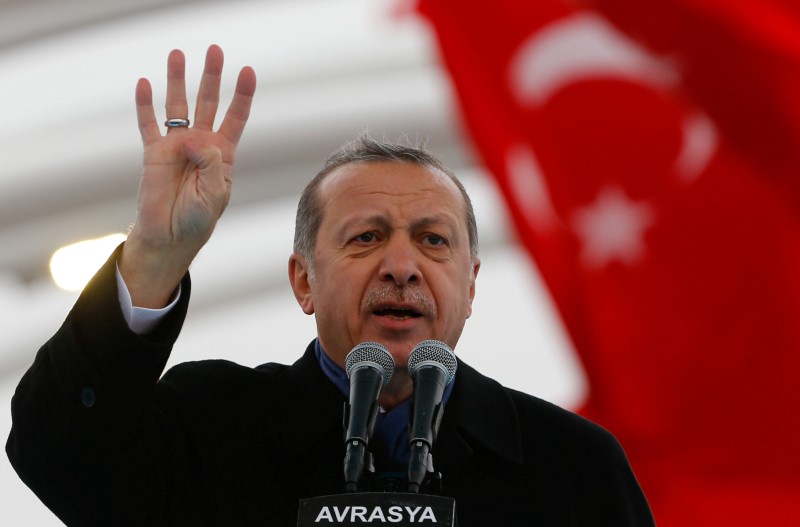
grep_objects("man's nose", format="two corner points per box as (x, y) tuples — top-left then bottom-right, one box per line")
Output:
(379, 237), (420, 286)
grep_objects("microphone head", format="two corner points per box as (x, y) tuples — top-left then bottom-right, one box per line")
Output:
(407, 340), (457, 385)
(345, 342), (395, 386)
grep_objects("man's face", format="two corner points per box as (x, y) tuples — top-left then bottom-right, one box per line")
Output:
(290, 161), (480, 369)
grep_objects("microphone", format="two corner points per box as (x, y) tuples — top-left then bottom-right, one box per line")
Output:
(406, 340), (457, 493)
(343, 342), (395, 492)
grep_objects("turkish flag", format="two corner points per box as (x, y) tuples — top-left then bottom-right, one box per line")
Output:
(416, 0), (800, 524)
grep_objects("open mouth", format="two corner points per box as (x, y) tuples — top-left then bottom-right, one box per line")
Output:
(373, 306), (423, 320)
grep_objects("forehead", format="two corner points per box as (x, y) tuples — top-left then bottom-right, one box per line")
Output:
(318, 161), (466, 215)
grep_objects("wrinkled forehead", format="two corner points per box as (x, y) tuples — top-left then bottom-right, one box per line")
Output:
(318, 160), (465, 211)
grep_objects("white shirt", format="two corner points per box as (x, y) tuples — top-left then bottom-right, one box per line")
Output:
(115, 264), (180, 335)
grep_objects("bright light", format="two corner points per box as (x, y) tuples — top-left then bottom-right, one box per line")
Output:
(50, 233), (127, 291)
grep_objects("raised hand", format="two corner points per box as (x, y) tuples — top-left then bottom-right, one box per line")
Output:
(120, 45), (256, 308)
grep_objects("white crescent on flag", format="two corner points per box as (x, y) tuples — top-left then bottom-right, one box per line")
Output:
(508, 12), (717, 182)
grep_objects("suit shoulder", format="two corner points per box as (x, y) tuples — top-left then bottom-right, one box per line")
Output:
(158, 359), (290, 404)
(163, 358), (289, 378)
(505, 387), (627, 459)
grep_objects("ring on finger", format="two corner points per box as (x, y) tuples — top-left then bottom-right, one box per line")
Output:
(165, 118), (191, 128)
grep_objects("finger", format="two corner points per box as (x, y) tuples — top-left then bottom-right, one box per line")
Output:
(218, 66), (257, 146)
(165, 49), (189, 127)
(135, 78), (161, 145)
(193, 44), (223, 130)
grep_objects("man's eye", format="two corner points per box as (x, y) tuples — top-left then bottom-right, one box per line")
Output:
(354, 232), (376, 243)
(424, 234), (446, 246)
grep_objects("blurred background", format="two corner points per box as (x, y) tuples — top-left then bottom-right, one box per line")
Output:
(4, 0), (800, 525)
(0, 0), (583, 523)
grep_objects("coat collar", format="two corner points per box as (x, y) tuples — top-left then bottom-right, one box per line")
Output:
(433, 359), (525, 469)
(272, 341), (347, 457)
(274, 344), (525, 469)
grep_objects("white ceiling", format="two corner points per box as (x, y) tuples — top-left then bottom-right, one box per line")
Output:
(0, 0), (468, 280)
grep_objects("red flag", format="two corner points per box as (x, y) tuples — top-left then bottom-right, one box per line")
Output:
(416, 1), (800, 524)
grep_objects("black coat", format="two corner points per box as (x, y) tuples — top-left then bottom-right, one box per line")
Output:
(7, 253), (654, 526)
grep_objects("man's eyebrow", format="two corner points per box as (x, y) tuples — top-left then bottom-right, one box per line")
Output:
(410, 215), (457, 230)
(338, 214), (392, 234)
(410, 216), (462, 245)
(338, 214), (459, 236)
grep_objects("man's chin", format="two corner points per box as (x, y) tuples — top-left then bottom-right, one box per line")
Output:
(383, 340), (424, 369)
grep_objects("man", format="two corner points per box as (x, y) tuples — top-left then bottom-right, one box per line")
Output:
(7, 46), (653, 525)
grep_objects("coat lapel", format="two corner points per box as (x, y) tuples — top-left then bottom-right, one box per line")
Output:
(274, 341), (346, 458)
(434, 359), (524, 470)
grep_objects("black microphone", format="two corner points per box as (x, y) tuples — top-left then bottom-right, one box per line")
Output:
(407, 340), (457, 493)
(343, 342), (395, 493)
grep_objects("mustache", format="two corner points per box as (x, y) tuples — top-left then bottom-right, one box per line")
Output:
(362, 284), (436, 318)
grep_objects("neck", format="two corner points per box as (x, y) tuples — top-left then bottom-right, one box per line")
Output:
(378, 369), (413, 410)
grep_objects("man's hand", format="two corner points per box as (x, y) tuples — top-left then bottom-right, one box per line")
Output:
(119, 45), (256, 308)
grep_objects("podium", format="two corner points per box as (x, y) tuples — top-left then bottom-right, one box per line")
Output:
(297, 493), (456, 526)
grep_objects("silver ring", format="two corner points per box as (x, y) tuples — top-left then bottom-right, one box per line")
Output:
(165, 118), (190, 128)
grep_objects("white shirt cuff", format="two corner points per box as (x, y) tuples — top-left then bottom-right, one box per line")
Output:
(115, 264), (181, 335)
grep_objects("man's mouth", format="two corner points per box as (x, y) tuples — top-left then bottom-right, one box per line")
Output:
(372, 306), (423, 320)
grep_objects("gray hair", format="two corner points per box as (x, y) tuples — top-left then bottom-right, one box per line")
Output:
(293, 134), (479, 269)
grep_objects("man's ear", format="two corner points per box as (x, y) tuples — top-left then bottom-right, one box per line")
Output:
(288, 253), (315, 315)
(466, 257), (481, 319)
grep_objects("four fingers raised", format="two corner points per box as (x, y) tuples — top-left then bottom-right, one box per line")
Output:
(136, 45), (256, 144)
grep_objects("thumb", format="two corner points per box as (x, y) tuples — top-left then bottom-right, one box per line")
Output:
(182, 139), (227, 203)
(182, 139), (223, 174)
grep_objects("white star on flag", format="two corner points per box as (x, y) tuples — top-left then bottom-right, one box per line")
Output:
(570, 185), (656, 269)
